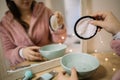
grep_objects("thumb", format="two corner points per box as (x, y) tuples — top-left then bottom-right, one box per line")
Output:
(71, 68), (78, 79)
(58, 71), (64, 77)
(90, 20), (104, 28)
(54, 11), (62, 16)
(30, 46), (40, 49)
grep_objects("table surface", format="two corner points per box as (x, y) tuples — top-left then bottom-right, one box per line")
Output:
(28, 53), (120, 80)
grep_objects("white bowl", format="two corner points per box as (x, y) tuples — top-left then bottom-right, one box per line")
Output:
(39, 44), (67, 60)
(60, 53), (100, 79)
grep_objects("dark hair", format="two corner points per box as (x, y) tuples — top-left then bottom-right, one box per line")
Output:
(6, 0), (36, 32)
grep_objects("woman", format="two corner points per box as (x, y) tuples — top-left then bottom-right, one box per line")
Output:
(0, 0), (67, 66)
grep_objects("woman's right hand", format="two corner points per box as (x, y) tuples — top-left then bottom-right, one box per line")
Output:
(22, 46), (43, 61)
(90, 11), (120, 35)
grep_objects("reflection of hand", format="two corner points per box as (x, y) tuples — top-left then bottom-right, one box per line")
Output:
(22, 46), (43, 61)
(54, 11), (64, 26)
(57, 68), (78, 80)
(90, 11), (120, 35)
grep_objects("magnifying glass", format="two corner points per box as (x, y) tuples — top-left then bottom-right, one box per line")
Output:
(74, 16), (101, 40)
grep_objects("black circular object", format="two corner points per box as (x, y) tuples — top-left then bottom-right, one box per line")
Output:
(74, 16), (100, 40)
(49, 15), (56, 31)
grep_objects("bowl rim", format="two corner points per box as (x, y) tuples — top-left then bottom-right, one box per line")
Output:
(39, 43), (67, 52)
(60, 53), (100, 72)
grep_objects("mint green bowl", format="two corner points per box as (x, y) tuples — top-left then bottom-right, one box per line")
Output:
(60, 53), (100, 79)
(39, 44), (67, 60)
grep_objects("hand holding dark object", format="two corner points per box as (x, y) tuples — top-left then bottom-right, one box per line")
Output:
(54, 11), (64, 26)
(49, 11), (64, 31)
(90, 11), (120, 35)
(74, 16), (100, 40)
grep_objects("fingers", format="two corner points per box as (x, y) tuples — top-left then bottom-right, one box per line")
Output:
(54, 11), (64, 25)
(30, 50), (40, 56)
(57, 69), (78, 80)
(54, 11), (62, 17)
(91, 11), (113, 22)
(29, 46), (41, 57)
(58, 71), (64, 76)
(71, 68), (78, 79)
(97, 28), (101, 32)
(90, 20), (104, 28)
(91, 11), (109, 17)
(57, 71), (65, 80)
(29, 46), (40, 50)
(23, 46), (43, 61)
(27, 50), (43, 61)
(26, 54), (42, 61)
(58, 71), (66, 77)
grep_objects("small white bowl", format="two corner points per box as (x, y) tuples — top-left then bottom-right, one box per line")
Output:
(39, 44), (67, 60)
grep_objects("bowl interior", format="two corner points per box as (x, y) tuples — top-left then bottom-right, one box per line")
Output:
(40, 44), (67, 52)
(39, 44), (67, 60)
(61, 53), (99, 72)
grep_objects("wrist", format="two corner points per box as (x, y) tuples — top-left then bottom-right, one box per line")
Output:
(19, 48), (25, 59)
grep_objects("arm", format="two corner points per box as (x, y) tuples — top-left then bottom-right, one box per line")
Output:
(90, 11), (120, 56)
(0, 25), (25, 66)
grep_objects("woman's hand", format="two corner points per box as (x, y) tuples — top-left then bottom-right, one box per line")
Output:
(90, 11), (120, 35)
(54, 11), (64, 26)
(22, 46), (43, 61)
(57, 68), (78, 80)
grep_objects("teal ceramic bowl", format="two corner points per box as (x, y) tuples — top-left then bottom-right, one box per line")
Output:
(39, 44), (67, 60)
(60, 53), (100, 79)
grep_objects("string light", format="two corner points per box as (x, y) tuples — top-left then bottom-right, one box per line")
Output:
(72, 33), (75, 36)
(100, 41), (103, 44)
(61, 36), (65, 40)
(105, 58), (108, 61)
(69, 49), (73, 52)
(94, 49), (98, 53)
(112, 68), (116, 71)
(59, 43), (62, 45)
(112, 53), (116, 56)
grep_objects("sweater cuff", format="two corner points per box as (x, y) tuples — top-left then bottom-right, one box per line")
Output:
(113, 32), (120, 40)
(19, 48), (25, 59)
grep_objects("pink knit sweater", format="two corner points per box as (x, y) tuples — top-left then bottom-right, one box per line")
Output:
(0, 2), (67, 66)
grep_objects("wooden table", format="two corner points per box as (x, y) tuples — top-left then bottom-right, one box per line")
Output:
(30, 53), (120, 80)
